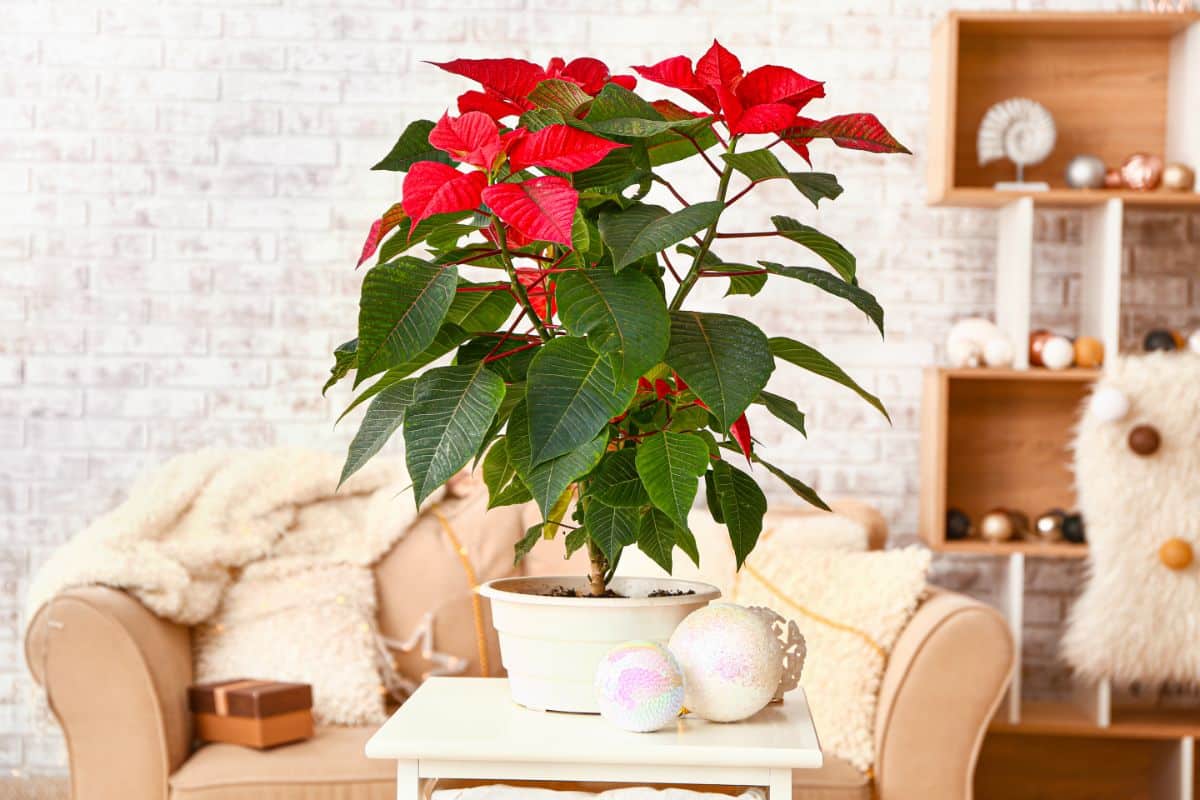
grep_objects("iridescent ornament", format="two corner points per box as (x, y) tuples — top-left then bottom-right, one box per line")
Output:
(593, 641), (684, 733)
(1120, 153), (1164, 191)
(668, 603), (785, 723)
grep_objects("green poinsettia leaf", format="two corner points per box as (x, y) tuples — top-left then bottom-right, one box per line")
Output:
(338, 378), (417, 487)
(665, 311), (774, 429)
(583, 498), (639, 562)
(372, 119), (453, 172)
(564, 525), (589, 558)
(323, 338), (357, 395)
(772, 215), (856, 284)
(482, 438), (533, 510)
(754, 390), (807, 437)
(704, 470), (724, 524)
(528, 79), (594, 117)
(598, 202), (723, 271)
(590, 449), (649, 507)
(754, 454), (829, 512)
(525, 336), (633, 466)
(769, 336), (888, 421)
(759, 261), (883, 337)
(574, 147), (651, 195)
(356, 257), (458, 384)
(584, 84), (695, 137)
(507, 400), (608, 519)
(445, 283), (516, 333)
(556, 267), (669, 383)
(403, 362), (506, 506)
(635, 430), (709, 529)
(637, 508), (689, 573)
(514, 524), (542, 566)
(710, 460), (767, 569)
(721, 150), (842, 209)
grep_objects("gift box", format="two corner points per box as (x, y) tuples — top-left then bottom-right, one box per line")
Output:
(188, 679), (314, 749)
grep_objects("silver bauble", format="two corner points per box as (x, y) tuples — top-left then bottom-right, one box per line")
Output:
(1065, 155), (1106, 189)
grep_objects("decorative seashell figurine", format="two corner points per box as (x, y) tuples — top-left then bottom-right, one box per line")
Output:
(977, 98), (1057, 185)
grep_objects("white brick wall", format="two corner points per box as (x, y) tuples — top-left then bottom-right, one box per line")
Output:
(3, 0), (1199, 775)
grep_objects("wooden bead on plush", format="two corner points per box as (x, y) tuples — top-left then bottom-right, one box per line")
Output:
(1159, 538), (1194, 571)
(1128, 424), (1161, 456)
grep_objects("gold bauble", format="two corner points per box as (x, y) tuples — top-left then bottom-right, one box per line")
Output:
(980, 509), (1015, 543)
(1162, 163), (1196, 192)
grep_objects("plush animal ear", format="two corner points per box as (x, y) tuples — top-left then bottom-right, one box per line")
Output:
(1090, 386), (1130, 423)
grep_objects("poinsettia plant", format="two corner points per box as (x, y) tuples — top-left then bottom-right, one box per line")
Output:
(326, 42), (908, 596)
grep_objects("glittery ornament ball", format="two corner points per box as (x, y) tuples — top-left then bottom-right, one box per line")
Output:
(593, 641), (685, 733)
(668, 603), (782, 723)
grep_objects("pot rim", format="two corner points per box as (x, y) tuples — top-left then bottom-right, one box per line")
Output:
(477, 575), (721, 607)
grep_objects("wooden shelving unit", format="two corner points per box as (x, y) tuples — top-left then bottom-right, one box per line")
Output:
(923, 11), (1200, 800)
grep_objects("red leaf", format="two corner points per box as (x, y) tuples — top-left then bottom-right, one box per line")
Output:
(695, 40), (743, 90)
(428, 112), (504, 169)
(507, 124), (626, 172)
(737, 65), (824, 109)
(651, 99), (709, 120)
(482, 177), (578, 247)
(611, 74), (638, 91)
(632, 56), (719, 112)
(788, 113), (911, 155)
(516, 268), (556, 320)
(730, 413), (753, 464)
(653, 379), (671, 400)
(401, 162), (486, 228)
(638, 377), (654, 393)
(457, 89), (525, 122)
(431, 58), (546, 107)
(729, 102), (797, 135)
(559, 57), (610, 94)
(355, 203), (406, 267)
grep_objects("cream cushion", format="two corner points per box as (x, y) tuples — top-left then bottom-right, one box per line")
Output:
(733, 543), (930, 773)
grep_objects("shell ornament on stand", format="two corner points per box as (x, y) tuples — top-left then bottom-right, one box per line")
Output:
(977, 98), (1056, 187)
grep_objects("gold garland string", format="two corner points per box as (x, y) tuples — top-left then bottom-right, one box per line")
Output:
(431, 506), (490, 677)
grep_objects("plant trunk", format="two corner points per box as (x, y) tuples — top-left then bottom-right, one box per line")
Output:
(586, 541), (608, 597)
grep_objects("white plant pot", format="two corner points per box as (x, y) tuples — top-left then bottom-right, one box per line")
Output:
(478, 575), (720, 713)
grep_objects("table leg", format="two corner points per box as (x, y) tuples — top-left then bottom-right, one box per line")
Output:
(767, 768), (792, 800)
(396, 760), (420, 800)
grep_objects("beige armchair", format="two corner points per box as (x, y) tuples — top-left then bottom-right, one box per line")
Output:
(26, 502), (1013, 800)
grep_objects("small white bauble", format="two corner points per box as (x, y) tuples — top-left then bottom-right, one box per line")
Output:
(1189, 330), (1200, 355)
(983, 335), (1014, 368)
(594, 641), (684, 733)
(1090, 386), (1130, 423)
(1041, 336), (1075, 370)
(946, 317), (1001, 368)
(668, 603), (782, 723)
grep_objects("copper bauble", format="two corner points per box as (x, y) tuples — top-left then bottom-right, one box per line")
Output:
(1028, 329), (1053, 367)
(1159, 538), (1194, 571)
(1120, 153), (1164, 191)
(1074, 336), (1104, 368)
(980, 509), (1015, 543)
(1104, 168), (1124, 189)
(1162, 163), (1195, 192)
(1035, 510), (1065, 542)
(1128, 424), (1161, 456)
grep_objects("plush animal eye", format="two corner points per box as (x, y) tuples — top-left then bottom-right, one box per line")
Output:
(1128, 424), (1161, 456)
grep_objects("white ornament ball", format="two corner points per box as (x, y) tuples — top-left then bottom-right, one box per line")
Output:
(1090, 386), (1130, 424)
(947, 317), (1004, 368)
(594, 641), (685, 733)
(668, 603), (782, 723)
(1041, 336), (1075, 370)
(946, 337), (982, 368)
(1189, 330), (1200, 355)
(983, 335), (1014, 368)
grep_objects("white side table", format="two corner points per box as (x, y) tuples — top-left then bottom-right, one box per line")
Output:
(366, 677), (822, 800)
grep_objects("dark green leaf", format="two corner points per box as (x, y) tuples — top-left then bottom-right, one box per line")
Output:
(564, 525), (588, 558)
(704, 470), (724, 524)
(599, 202), (722, 271)
(445, 283), (516, 333)
(710, 460), (767, 569)
(759, 261), (883, 337)
(789, 172), (844, 207)
(754, 390), (807, 437)
(456, 336), (539, 383)
(584, 499), (639, 562)
(525, 336), (632, 466)
(528, 79), (593, 117)
(635, 431), (709, 529)
(772, 216), (857, 284)
(482, 438), (533, 509)
(645, 109), (717, 167)
(518, 108), (566, 133)
(676, 524), (700, 567)
(372, 119), (452, 172)
(573, 147), (650, 194)
(769, 336), (888, 421)
(514, 524), (542, 566)
(665, 311), (774, 429)
(356, 258), (458, 384)
(323, 338), (357, 395)
(403, 362), (506, 505)
(338, 378), (417, 487)
(726, 271), (767, 297)
(590, 449), (649, 507)
(720, 150), (843, 209)
(584, 84), (693, 137)
(434, 245), (505, 270)
(637, 508), (685, 573)
(378, 212), (471, 262)
(507, 400), (607, 518)
(556, 267), (669, 383)
(474, 381), (523, 467)
(755, 455), (829, 511)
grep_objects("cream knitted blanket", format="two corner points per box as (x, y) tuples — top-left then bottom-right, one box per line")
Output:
(25, 448), (419, 626)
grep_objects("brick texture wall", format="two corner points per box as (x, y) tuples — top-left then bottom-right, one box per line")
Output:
(3, 0), (1199, 775)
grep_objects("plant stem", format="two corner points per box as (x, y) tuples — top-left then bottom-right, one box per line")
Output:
(493, 219), (552, 342)
(586, 540), (609, 596)
(669, 138), (739, 312)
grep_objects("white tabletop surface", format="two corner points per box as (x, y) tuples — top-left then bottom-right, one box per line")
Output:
(365, 678), (822, 769)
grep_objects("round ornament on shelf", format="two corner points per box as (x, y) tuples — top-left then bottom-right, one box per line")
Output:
(1120, 153), (1165, 191)
(1162, 163), (1196, 192)
(1189, 330), (1200, 355)
(1061, 513), (1086, 544)
(1104, 167), (1124, 189)
(946, 318), (1012, 368)
(1065, 154), (1107, 189)
(1028, 329), (1054, 367)
(668, 603), (783, 723)
(980, 509), (1015, 543)
(1041, 335), (1075, 370)
(946, 508), (972, 541)
(1073, 336), (1104, 368)
(593, 641), (685, 733)
(1143, 329), (1178, 352)
(1034, 509), (1066, 542)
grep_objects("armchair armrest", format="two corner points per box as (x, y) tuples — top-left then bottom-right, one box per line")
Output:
(25, 587), (194, 800)
(872, 588), (1014, 800)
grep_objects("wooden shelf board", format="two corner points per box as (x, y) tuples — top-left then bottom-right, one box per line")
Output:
(992, 701), (1200, 740)
(950, 10), (1200, 38)
(932, 188), (1200, 209)
(938, 367), (1101, 382)
(933, 540), (1088, 559)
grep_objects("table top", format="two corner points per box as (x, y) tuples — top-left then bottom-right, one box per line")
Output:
(365, 678), (822, 770)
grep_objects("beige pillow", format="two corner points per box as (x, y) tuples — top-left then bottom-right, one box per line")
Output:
(732, 541), (930, 773)
(194, 559), (387, 726)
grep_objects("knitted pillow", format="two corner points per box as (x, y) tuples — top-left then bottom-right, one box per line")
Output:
(732, 541), (930, 773)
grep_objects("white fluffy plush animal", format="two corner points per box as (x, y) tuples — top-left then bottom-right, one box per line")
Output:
(1063, 354), (1200, 685)
(945, 317), (1014, 368)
